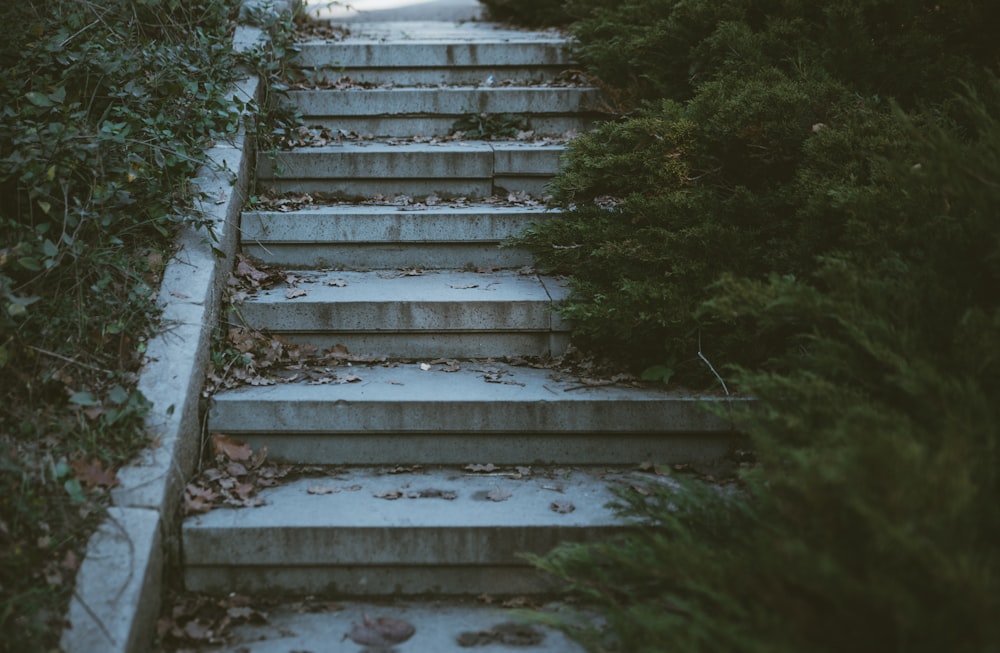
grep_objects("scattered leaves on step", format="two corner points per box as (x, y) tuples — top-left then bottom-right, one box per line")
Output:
(428, 358), (461, 372)
(408, 487), (457, 500)
(550, 500), (575, 514)
(388, 464), (423, 474)
(377, 267), (424, 279)
(457, 622), (546, 648)
(486, 488), (512, 502)
(465, 463), (498, 473)
(184, 436), (283, 513)
(345, 612), (416, 647)
(375, 487), (457, 500)
(157, 592), (268, 649)
(481, 369), (525, 387)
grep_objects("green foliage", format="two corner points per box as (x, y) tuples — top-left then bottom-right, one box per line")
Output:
(526, 0), (1000, 649)
(478, 0), (572, 26)
(0, 0), (251, 649)
(452, 112), (529, 139)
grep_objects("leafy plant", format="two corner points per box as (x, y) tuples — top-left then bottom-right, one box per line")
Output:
(452, 112), (530, 140)
(0, 0), (257, 649)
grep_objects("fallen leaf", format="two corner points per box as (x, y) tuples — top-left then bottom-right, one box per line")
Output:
(69, 458), (119, 489)
(374, 489), (404, 500)
(407, 488), (457, 500)
(308, 485), (341, 495)
(457, 622), (545, 647)
(550, 500), (575, 514)
(326, 278), (348, 287)
(465, 463), (497, 473)
(346, 613), (415, 647)
(285, 287), (308, 299)
(486, 488), (512, 502)
(212, 434), (252, 462)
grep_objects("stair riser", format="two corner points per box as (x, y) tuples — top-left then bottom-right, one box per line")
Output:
(185, 526), (619, 567)
(242, 243), (535, 269)
(185, 565), (562, 596)
(230, 433), (736, 466)
(238, 301), (562, 333)
(299, 115), (596, 138)
(235, 331), (569, 358)
(257, 146), (564, 199)
(289, 87), (603, 117)
(242, 210), (550, 246)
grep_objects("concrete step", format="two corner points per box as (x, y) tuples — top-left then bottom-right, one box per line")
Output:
(183, 467), (636, 596)
(295, 22), (573, 85)
(257, 141), (565, 198)
(181, 599), (585, 652)
(231, 269), (570, 358)
(241, 204), (554, 269)
(208, 363), (738, 465)
(289, 86), (604, 137)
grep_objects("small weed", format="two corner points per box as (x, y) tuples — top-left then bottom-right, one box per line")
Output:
(452, 113), (529, 140)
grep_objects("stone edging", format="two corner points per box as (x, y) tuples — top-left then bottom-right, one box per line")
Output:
(60, 2), (296, 650)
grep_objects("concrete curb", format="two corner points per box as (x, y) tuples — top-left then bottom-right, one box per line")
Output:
(60, 2), (297, 650)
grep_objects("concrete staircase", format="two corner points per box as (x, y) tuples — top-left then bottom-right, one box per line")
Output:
(181, 17), (736, 651)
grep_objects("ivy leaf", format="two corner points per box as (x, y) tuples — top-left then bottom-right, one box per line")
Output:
(641, 365), (674, 384)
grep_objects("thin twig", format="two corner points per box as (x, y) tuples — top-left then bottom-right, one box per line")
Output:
(28, 345), (110, 374)
(697, 331), (730, 396)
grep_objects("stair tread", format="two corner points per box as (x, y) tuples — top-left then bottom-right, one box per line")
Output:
(241, 268), (566, 308)
(184, 467), (626, 540)
(208, 362), (735, 434)
(187, 599), (585, 653)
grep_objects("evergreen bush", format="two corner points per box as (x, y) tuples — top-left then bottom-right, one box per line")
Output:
(523, 0), (1000, 649)
(478, 0), (572, 26)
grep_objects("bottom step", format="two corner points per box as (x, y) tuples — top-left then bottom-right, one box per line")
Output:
(162, 599), (587, 652)
(183, 467), (659, 596)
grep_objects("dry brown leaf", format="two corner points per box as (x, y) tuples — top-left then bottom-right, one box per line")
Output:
(285, 287), (308, 299)
(69, 458), (119, 489)
(212, 434), (252, 462)
(347, 613), (416, 647)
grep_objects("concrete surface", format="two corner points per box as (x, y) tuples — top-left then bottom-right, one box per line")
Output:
(258, 141), (565, 197)
(236, 268), (569, 330)
(241, 204), (553, 268)
(306, 0), (483, 22)
(295, 32), (572, 85)
(183, 468), (636, 594)
(191, 600), (586, 652)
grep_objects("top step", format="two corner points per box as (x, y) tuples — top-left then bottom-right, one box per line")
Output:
(295, 22), (576, 85)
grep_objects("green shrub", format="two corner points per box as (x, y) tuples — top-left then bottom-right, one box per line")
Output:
(528, 4), (1000, 646)
(0, 0), (253, 648)
(478, 0), (572, 26)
